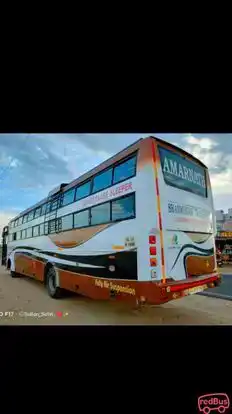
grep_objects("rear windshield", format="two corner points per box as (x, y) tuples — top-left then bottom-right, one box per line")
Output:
(158, 145), (207, 198)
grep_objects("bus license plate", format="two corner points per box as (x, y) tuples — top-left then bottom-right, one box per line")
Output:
(186, 284), (208, 295)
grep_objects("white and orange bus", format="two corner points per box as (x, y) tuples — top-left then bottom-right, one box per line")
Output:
(1, 136), (221, 305)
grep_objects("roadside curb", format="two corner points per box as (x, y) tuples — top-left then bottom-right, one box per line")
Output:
(198, 291), (232, 301)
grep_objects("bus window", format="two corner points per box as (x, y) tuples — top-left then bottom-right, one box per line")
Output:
(46, 203), (51, 214)
(61, 214), (73, 231)
(113, 156), (136, 185)
(12, 233), (17, 241)
(33, 226), (40, 237)
(23, 215), (28, 224)
(51, 199), (59, 211)
(18, 217), (23, 226)
(158, 145), (207, 198)
(48, 219), (56, 234)
(91, 202), (110, 225)
(34, 207), (41, 218)
(112, 194), (135, 221)
(92, 169), (113, 193)
(16, 231), (21, 240)
(39, 223), (44, 236)
(75, 181), (91, 201)
(26, 227), (32, 238)
(21, 229), (26, 239)
(74, 210), (89, 228)
(41, 204), (47, 216)
(61, 189), (75, 207)
(28, 210), (35, 221)
(15, 219), (19, 227)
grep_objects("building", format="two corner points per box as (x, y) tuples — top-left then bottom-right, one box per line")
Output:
(215, 208), (232, 258)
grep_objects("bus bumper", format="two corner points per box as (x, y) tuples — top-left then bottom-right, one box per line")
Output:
(155, 272), (222, 303)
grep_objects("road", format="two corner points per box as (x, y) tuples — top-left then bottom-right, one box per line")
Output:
(0, 265), (232, 325)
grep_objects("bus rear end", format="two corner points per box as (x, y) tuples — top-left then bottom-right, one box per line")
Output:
(145, 137), (221, 304)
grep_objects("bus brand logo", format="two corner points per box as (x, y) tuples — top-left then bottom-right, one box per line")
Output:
(172, 234), (178, 245)
(198, 393), (230, 414)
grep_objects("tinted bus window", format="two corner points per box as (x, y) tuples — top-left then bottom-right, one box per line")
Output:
(23, 215), (28, 223)
(34, 207), (41, 218)
(75, 181), (91, 201)
(48, 219), (56, 234)
(28, 210), (34, 221)
(61, 214), (73, 231)
(51, 199), (59, 211)
(92, 169), (113, 193)
(33, 226), (40, 237)
(41, 204), (47, 216)
(39, 223), (44, 236)
(74, 210), (89, 228)
(113, 156), (136, 185)
(46, 203), (51, 213)
(26, 227), (32, 238)
(158, 145), (207, 198)
(61, 189), (75, 207)
(16, 231), (21, 240)
(91, 202), (110, 225)
(15, 219), (19, 227)
(112, 194), (135, 221)
(18, 217), (23, 226)
(21, 229), (26, 239)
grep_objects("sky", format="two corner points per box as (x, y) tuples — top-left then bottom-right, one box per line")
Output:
(0, 133), (231, 236)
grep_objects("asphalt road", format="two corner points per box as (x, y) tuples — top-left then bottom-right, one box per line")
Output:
(199, 270), (232, 300)
(1, 265), (232, 324)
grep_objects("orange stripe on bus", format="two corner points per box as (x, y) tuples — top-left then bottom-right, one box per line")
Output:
(151, 140), (166, 283)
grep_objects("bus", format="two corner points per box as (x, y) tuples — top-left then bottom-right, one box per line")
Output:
(1, 136), (221, 305)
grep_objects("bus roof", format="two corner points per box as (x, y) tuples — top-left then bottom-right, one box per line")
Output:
(9, 136), (207, 222)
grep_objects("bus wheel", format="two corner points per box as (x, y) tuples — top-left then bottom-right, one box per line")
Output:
(46, 267), (62, 299)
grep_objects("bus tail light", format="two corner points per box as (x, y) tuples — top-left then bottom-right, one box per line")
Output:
(149, 235), (156, 244)
(149, 246), (157, 256)
(150, 258), (157, 266)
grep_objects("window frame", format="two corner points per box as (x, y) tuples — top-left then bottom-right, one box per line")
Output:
(111, 193), (136, 223)
(41, 204), (47, 216)
(75, 180), (92, 202)
(73, 208), (90, 229)
(112, 154), (137, 186)
(34, 207), (41, 219)
(32, 225), (40, 237)
(59, 213), (74, 232)
(26, 227), (33, 239)
(28, 210), (35, 222)
(39, 223), (45, 236)
(90, 200), (111, 226)
(60, 188), (76, 208)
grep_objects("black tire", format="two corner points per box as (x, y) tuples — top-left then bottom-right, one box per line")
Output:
(46, 267), (62, 299)
(11, 271), (20, 278)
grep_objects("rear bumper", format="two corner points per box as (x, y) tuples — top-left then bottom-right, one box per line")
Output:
(156, 272), (222, 302)
(137, 272), (222, 305)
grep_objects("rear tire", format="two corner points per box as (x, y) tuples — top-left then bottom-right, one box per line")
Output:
(46, 267), (62, 299)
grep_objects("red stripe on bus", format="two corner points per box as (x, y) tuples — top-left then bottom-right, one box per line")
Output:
(158, 213), (162, 230)
(155, 178), (159, 196)
(161, 248), (165, 266)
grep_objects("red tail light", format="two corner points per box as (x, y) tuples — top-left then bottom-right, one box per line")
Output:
(149, 246), (157, 255)
(149, 235), (156, 244)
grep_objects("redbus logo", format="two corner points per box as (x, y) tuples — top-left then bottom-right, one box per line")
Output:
(198, 394), (230, 414)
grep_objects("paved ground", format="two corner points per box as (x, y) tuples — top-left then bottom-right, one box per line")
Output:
(0, 265), (232, 325)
